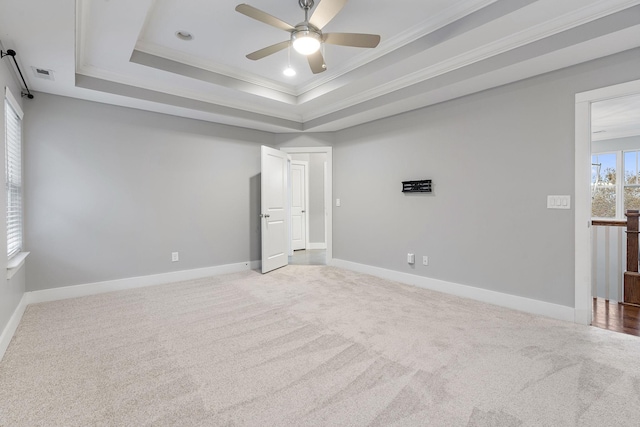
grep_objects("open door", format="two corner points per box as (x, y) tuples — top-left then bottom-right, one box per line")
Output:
(261, 146), (288, 273)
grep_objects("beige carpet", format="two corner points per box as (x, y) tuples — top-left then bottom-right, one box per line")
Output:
(1, 265), (640, 426)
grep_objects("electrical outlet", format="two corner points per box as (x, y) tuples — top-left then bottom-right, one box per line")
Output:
(423, 256), (429, 266)
(171, 252), (179, 262)
(336, 198), (341, 207)
(407, 253), (415, 264)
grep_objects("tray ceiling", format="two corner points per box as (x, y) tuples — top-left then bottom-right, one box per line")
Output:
(0, 0), (639, 132)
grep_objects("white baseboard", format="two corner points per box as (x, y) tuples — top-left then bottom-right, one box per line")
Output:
(0, 293), (28, 362)
(308, 243), (327, 250)
(330, 259), (576, 323)
(27, 260), (261, 305)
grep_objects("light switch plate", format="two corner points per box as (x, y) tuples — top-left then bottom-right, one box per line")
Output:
(547, 195), (571, 209)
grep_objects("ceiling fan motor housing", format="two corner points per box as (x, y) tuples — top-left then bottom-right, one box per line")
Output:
(292, 24), (321, 40)
(298, 0), (315, 11)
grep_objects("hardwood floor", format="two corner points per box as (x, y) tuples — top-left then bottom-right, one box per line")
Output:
(592, 298), (640, 337)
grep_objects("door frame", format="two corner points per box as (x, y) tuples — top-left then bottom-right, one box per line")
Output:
(574, 79), (640, 325)
(280, 147), (333, 264)
(290, 160), (310, 251)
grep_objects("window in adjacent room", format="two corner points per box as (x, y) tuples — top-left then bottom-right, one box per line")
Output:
(623, 150), (640, 213)
(591, 150), (640, 219)
(5, 88), (23, 259)
(591, 152), (617, 218)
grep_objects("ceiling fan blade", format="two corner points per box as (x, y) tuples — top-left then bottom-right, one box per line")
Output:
(308, 0), (348, 30)
(307, 51), (327, 74)
(323, 33), (381, 48)
(246, 41), (290, 60)
(235, 4), (295, 32)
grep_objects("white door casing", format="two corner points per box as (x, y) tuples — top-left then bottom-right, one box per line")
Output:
(261, 146), (288, 273)
(290, 161), (308, 251)
(574, 79), (640, 325)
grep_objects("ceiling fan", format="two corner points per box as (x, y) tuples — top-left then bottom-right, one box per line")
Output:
(235, 0), (381, 74)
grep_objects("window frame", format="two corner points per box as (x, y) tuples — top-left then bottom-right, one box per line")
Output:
(591, 151), (620, 219)
(591, 149), (640, 220)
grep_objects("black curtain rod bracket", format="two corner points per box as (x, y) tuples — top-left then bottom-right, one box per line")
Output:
(1, 49), (34, 99)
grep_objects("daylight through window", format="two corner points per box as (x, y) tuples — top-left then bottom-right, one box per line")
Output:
(5, 89), (23, 258)
(592, 150), (640, 219)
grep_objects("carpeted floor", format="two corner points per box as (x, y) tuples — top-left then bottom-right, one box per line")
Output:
(1, 265), (640, 426)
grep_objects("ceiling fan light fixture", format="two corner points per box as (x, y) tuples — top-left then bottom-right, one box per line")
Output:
(292, 30), (321, 55)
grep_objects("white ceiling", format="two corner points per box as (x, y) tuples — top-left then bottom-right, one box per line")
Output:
(592, 94), (640, 141)
(0, 0), (639, 133)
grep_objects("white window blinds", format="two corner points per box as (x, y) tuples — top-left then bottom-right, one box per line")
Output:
(5, 88), (23, 259)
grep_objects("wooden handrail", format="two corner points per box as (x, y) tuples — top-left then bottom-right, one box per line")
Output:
(592, 219), (627, 227)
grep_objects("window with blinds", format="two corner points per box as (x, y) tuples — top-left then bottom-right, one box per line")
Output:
(5, 89), (23, 259)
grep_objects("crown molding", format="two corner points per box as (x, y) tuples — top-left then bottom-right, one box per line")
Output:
(303, 0), (640, 122)
(134, 40), (297, 96)
(75, 64), (303, 122)
(74, 0), (640, 130)
(296, 0), (498, 96)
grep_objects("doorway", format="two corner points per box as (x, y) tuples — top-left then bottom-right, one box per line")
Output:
(281, 147), (333, 266)
(575, 79), (640, 325)
(290, 160), (309, 252)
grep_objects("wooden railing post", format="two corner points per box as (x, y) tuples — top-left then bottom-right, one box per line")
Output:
(624, 210), (640, 305)
(626, 210), (639, 272)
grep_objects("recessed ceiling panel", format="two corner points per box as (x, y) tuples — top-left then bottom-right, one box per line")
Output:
(135, 0), (461, 86)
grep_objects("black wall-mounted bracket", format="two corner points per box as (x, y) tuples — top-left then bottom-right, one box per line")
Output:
(1, 49), (34, 99)
(402, 180), (432, 193)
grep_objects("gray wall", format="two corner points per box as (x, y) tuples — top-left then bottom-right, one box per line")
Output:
(17, 47), (640, 312)
(0, 51), (27, 335)
(24, 93), (272, 291)
(333, 48), (640, 308)
(290, 153), (326, 244)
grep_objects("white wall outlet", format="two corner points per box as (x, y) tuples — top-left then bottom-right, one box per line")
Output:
(407, 253), (415, 264)
(423, 256), (429, 266)
(336, 198), (341, 207)
(171, 252), (179, 262)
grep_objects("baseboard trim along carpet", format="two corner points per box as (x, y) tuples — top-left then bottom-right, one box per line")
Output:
(26, 260), (261, 305)
(0, 261), (261, 361)
(0, 294), (28, 362)
(330, 258), (575, 322)
(2, 258), (574, 362)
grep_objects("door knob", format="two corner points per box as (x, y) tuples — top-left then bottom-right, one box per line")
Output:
(301, 210), (306, 213)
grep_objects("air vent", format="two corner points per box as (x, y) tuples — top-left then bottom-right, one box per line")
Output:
(31, 66), (54, 81)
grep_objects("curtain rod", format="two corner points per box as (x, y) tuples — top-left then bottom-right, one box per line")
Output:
(1, 49), (34, 99)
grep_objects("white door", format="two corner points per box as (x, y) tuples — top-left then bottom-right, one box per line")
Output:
(261, 146), (288, 273)
(290, 161), (308, 251)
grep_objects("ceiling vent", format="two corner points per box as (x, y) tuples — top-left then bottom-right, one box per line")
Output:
(31, 66), (54, 81)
